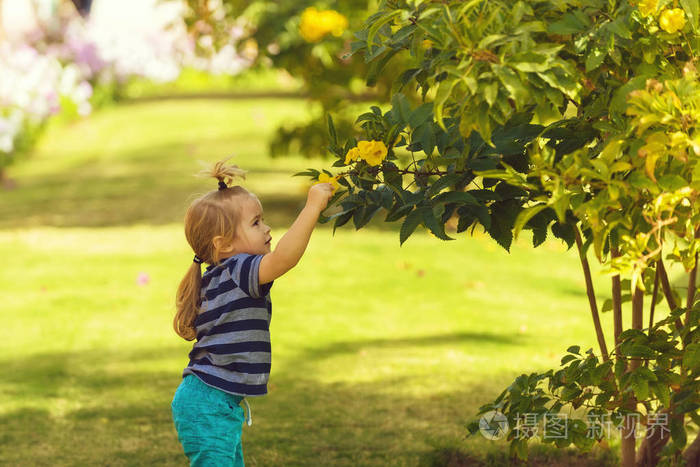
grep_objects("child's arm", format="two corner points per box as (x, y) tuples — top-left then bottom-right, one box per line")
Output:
(259, 183), (334, 285)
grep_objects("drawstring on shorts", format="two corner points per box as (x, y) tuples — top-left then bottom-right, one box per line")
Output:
(242, 398), (252, 426)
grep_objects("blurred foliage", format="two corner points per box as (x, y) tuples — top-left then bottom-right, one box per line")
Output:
(180, 0), (415, 158)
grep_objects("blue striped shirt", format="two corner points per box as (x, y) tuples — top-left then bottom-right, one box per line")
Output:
(182, 253), (274, 397)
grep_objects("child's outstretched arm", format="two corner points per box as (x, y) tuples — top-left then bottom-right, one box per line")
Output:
(259, 183), (334, 285)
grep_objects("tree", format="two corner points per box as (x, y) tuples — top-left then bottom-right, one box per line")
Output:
(295, 1), (700, 465)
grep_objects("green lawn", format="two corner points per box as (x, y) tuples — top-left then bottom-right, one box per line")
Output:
(0, 98), (638, 465)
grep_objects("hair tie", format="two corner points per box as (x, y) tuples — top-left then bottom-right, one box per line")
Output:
(193, 255), (204, 264)
(218, 180), (228, 191)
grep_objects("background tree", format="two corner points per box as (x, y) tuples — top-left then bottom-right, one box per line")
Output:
(291, 1), (700, 465)
(181, 0), (419, 158)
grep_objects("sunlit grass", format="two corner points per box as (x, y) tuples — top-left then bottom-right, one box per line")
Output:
(0, 98), (640, 465)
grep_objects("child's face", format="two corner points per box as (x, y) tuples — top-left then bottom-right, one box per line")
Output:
(231, 195), (272, 256)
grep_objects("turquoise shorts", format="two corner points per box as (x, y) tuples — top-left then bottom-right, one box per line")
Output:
(171, 374), (251, 467)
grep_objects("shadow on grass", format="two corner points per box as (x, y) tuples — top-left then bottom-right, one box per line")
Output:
(295, 331), (525, 362)
(0, 138), (404, 233)
(0, 334), (616, 466)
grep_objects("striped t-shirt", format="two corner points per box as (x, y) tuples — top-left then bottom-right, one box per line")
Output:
(182, 253), (274, 397)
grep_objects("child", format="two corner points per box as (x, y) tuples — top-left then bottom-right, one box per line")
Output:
(171, 158), (334, 466)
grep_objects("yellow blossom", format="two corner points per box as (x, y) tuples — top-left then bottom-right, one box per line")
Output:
(344, 146), (361, 165)
(422, 39), (433, 49)
(637, 0), (658, 17)
(315, 173), (340, 194)
(357, 140), (388, 166)
(659, 8), (686, 33)
(299, 7), (348, 43)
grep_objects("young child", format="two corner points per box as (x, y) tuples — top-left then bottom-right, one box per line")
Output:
(171, 159), (334, 466)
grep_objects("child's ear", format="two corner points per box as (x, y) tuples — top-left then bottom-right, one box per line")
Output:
(212, 235), (235, 253)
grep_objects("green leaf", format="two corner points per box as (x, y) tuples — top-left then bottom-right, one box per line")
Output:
(585, 47), (606, 72)
(332, 210), (354, 235)
(391, 93), (411, 125)
(367, 48), (401, 87)
(366, 10), (402, 53)
(408, 103), (433, 129)
(681, 0), (699, 32)
(492, 65), (530, 104)
(670, 415), (687, 448)
(422, 207), (454, 241)
(482, 81), (499, 107)
(658, 174), (688, 191)
(548, 12), (589, 34)
(486, 200), (521, 252)
(434, 78), (459, 130)
(624, 344), (655, 359)
(385, 202), (413, 222)
(413, 123), (436, 156)
(561, 354), (578, 365)
(426, 174), (461, 197)
(650, 381), (671, 407)
(400, 207), (424, 245)
(292, 168), (321, 178)
(602, 298), (612, 313)
(561, 385), (582, 401)
(683, 343), (700, 371)
(432, 191), (479, 206)
(327, 114), (337, 146)
(513, 204), (548, 240)
(631, 376), (649, 401)
(551, 222), (575, 249)
(567, 345), (581, 355)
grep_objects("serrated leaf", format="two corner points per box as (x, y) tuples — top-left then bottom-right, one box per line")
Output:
(400, 208), (424, 245)
(423, 207), (454, 240)
(409, 103), (433, 128)
(513, 204), (548, 240)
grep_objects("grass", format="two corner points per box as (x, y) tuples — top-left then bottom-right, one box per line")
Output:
(0, 97), (652, 466)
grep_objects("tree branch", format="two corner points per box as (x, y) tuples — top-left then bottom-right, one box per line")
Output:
(648, 262), (660, 332)
(611, 245), (623, 361)
(687, 252), (697, 324)
(657, 259), (684, 330)
(574, 225), (609, 361)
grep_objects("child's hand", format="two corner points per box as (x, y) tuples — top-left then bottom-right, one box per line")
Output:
(306, 183), (334, 212)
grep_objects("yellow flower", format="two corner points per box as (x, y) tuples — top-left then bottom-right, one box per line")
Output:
(315, 173), (340, 194)
(659, 8), (687, 33)
(422, 39), (434, 49)
(299, 7), (348, 43)
(637, 0), (658, 17)
(357, 140), (388, 166)
(344, 146), (361, 165)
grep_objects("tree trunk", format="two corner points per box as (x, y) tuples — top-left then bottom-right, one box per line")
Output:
(683, 433), (700, 467)
(636, 409), (676, 466)
(574, 225), (609, 360)
(621, 286), (645, 467)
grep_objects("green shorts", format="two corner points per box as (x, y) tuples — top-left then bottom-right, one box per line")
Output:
(171, 374), (250, 467)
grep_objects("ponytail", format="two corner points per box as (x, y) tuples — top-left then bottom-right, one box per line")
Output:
(174, 260), (203, 341)
(175, 156), (249, 341)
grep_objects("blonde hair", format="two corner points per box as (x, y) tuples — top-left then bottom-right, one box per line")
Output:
(174, 157), (250, 341)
